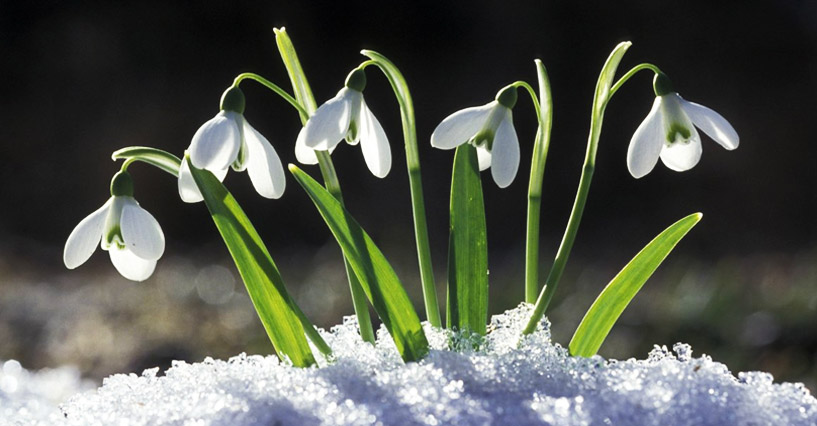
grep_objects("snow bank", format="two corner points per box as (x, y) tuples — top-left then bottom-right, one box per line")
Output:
(4, 304), (816, 425)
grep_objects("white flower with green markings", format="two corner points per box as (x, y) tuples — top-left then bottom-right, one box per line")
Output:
(179, 86), (286, 202)
(64, 171), (165, 282)
(627, 73), (739, 178)
(430, 86), (520, 188)
(296, 69), (391, 178)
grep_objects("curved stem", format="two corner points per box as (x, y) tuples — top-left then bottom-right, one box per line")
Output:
(512, 61), (554, 304)
(232, 73), (309, 118)
(120, 158), (137, 172)
(609, 63), (662, 98)
(275, 28), (376, 344)
(112, 146), (181, 177)
(360, 50), (441, 328)
(524, 42), (632, 335)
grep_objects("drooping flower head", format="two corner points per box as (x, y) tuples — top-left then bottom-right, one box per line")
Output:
(627, 73), (739, 178)
(64, 171), (165, 281)
(179, 86), (286, 202)
(430, 86), (520, 188)
(296, 68), (391, 178)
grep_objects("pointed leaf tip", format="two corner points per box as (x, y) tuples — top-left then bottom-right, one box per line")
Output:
(288, 163), (299, 173)
(568, 212), (702, 357)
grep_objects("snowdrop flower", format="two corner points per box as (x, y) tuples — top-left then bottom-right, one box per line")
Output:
(430, 86), (520, 188)
(179, 86), (286, 202)
(627, 73), (739, 178)
(64, 171), (165, 282)
(297, 69), (391, 178)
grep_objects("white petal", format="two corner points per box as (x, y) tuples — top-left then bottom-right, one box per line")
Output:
(680, 98), (739, 150)
(357, 99), (391, 178)
(243, 119), (286, 198)
(490, 110), (520, 188)
(63, 198), (111, 269)
(189, 111), (242, 171)
(660, 129), (703, 172)
(178, 158), (204, 203)
(301, 88), (352, 151)
(109, 247), (157, 282)
(430, 102), (495, 149)
(178, 157), (229, 203)
(120, 198), (165, 261)
(627, 97), (665, 178)
(294, 129), (319, 165)
(476, 146), (492, 171)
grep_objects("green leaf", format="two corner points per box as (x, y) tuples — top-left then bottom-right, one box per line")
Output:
(188, 159), (318, 367)
(290, 164), (429, 362)
(112, 146), (181, 177)
(447, 144), (488, 335)
(569, 212), (702, 357)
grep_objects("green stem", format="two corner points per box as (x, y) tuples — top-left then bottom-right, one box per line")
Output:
(275, 27), (376, 343)
(609, 63), (662, 98)
(360, 50), (441, 328)
(232, 73), (309, 118)
(524, 42), (632, 335)
(112, 146), (181, 177)
(511, 60), (554, 304)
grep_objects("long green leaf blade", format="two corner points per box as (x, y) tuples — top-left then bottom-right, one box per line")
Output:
(447, 144), (488, 335)
(188, 160), (317, 367)
(290, 164), (429, 362)
(569, 212), (702, 357)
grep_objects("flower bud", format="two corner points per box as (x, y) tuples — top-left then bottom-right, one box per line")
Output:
(110, 171), (134, 197)
(345, 68), (367, 92)
(495, 86), (518, 109)
(220, 86), (246, 114)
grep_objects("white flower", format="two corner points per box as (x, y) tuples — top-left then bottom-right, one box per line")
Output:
(179, 87), (286, 202)
(627, 92), (739, 178)
(63, 173), (165, 282)
(430, 87), (520, 188)
(297, 69), (391, 178)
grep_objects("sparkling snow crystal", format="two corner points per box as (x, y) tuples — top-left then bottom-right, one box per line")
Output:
(4, 304), (817, 425)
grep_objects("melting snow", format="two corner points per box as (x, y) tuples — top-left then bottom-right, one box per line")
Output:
(2, 304), (816, 425)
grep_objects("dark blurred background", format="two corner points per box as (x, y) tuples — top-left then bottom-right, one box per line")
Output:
(2, 0), (817, 390)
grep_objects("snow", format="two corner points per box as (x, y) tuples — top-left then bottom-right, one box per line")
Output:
(0, 359), (93, 425)
(3, 304), (816, 425)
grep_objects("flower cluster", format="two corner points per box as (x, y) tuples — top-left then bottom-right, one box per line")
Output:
(63, 56), (738, 287)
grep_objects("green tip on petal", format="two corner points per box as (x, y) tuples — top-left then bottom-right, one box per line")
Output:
(220, 86), (246, 114)
(345, 68), (367, 92)
(110, 171), (134, 197)
(495, 86), (518, 109)
(666, 122), (692, 143)
(653, 72), (675, 97)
